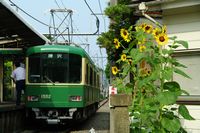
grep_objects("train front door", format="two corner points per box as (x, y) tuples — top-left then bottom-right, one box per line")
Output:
(0, 48), (24, 103)
(3, 57), (15, 102)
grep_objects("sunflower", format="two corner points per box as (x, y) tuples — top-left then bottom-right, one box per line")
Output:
(114, 38), (120, 49)
(156, 33), (169, 46)
(121, 54), (127, 61)
(152, 27), (161, 38)
(143, 24), (153, 34)
(139, 45), (146, 52)
(120, 28), (131, 42)
(135, 23), (146, 32)
(112, 66), (119, 75)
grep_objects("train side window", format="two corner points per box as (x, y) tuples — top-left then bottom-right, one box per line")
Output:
(97, 74), (99, 88)
(94, 71), (96, 87)
(90, 67), (93, 86)
(92, 69), (95, 86)
(69, 54), (82, 83)
(87, 64), (90, 85)
(85, 63), (88, 84)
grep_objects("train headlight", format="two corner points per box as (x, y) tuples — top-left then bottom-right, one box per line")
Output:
(69, 96), (82, 102)
(27, 96), (39, 101)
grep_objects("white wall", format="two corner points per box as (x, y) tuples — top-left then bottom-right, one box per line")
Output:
(163, 4), (200, 49)
(163, 3), (200, 132)
(173, 55), (200, 95)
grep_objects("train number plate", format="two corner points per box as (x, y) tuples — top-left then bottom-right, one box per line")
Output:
(41, 94), (51, 99)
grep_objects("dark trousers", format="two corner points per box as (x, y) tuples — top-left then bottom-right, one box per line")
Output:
(16, 80), (25, 105)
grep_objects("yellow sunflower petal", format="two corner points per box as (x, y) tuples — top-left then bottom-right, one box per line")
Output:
(114, 38), (120, 49)
(121, 54), (127, 61)
(143, 24), (153, 34)
(139, 45), (146, 52)
(120, 28), (131, 42)
(112, 66), (119, 75)
(152, 27), (161, 38)
(156, 33), (169, 46)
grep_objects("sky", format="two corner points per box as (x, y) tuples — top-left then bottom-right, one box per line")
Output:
(7, 0), (109, 70)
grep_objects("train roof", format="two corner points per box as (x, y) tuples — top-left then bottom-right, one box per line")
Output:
(26, 44), (88, 57)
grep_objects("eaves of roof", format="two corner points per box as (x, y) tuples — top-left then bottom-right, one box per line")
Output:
(0, 0), (50, 48)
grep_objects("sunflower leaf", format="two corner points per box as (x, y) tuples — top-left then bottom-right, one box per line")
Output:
(169, 36), (177, 40)
(178, 105), (195, 120)
(174, 68), (191, 79)
(175, 40), (188, 49)
(181, 89), (190, 95)
(157, 91), (178, 105)
(161, 117), (181, 132)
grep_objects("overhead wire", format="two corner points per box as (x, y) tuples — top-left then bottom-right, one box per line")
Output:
(8, 0), (51, 28)
(97, 0), (107, 70)
(98, 0), (107, 32)
(54, 0), (61, 9)
(60, 0), (67, 10)
(84, 0), (100, 35)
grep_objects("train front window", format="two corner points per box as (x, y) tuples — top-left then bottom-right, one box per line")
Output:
(28, 53), (82, 83)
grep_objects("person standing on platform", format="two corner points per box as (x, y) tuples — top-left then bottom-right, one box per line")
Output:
(11, 61), (25, 106)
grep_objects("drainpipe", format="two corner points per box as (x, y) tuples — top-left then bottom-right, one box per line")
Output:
(138, 2), (163, 28)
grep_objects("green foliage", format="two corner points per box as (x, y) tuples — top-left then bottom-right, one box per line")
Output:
(105, 4), (131, 22)
(161, 117), (181, 132)
(97, 2), (135, 80)
(178, 105), (195, 120)
(3, 61), (13, 101)
(104, 63), (111, 80)
(97, 31), (114, 50)
(175, 40), (189, 49)
(111, 23), (194, 132)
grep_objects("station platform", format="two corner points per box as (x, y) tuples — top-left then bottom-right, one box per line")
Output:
(0, 102), (26, 133)
(0, 102), (25, 112)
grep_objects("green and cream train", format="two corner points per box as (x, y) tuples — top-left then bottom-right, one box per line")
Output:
(25, 44), (100, 124)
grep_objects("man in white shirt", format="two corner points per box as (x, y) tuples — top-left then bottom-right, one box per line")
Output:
(11, 62), (25, 106)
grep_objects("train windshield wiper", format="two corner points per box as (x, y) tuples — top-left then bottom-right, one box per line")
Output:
(44, 75), (54, 84)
